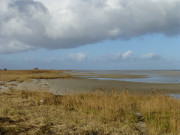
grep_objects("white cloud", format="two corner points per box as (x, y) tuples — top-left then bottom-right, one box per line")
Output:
(141, 53), (161, 60)
(68, 53), (86, 62)
(122, 50), (135, 60)
(97, 50), (162, 62)
(1, 0), (180, 53)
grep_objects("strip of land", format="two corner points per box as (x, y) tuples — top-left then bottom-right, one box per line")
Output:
(1, 70), (180, 94)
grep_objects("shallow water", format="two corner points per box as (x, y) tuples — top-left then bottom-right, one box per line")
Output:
(89, 77), (180, 83)
(88, 77), (180, 83)
(74, 70), (180, 84)
(171, 94), (180, 98)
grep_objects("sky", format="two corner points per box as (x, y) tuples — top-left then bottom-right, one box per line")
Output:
(1, 0), (180, 70)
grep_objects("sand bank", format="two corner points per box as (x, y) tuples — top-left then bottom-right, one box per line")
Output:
(44, 78), (180, 94)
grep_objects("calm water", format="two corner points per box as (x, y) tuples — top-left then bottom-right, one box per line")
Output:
(73, 70), (180, 84)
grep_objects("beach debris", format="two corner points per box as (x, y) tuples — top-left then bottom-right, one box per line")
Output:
(40, 99), (45, 103)
(135, 112), (144, 122)
(133, 112), (148, 135)
(133, 122), (148, 135)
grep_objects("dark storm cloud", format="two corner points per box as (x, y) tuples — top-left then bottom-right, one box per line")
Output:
(1, 0), (180, 53)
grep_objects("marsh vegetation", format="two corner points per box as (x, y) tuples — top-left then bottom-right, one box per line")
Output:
(0, 70), (72, 82)
(0, 89), (180, 134)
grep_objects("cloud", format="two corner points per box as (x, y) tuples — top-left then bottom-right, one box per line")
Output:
(0, 40), (33, 53)
(1, 0), (180, 53)
(97, 50), (162, 62)
(141, 53), (162, 60)
(122, 50), (135, 60)
(68, 52), (86, 62)
(45, 51), (161, 64)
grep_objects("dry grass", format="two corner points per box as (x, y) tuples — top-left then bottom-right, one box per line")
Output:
(0, 89), (180, 134)
(0, 70), (72, 82)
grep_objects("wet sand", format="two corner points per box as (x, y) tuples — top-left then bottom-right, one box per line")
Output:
(44, 78), (180, 94)
(70, 72), (148, 79)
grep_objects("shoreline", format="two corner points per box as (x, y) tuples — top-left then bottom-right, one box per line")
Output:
(1, 78), (180, 95)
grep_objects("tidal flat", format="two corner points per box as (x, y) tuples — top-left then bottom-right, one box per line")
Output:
(45, 70), (180, 95)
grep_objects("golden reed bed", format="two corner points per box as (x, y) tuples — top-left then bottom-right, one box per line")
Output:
(0, 69), (72, 82)
(0, 89), (179, 134)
